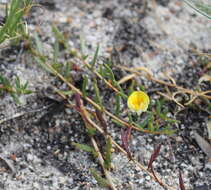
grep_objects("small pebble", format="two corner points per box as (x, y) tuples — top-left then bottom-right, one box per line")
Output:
(145, 176), (151, 181)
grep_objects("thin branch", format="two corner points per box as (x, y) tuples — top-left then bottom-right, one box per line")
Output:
(67, 100), (177, 190)
(91, 137), (117, 190)
(38, 56), (177, 190)
(116, 65), (211, 101)
(43, 61), (164, 135)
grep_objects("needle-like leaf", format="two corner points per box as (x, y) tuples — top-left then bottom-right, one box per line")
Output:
(104, 136), (112, 170)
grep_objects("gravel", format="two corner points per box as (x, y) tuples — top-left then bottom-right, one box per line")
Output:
(0, 0), (210, 189)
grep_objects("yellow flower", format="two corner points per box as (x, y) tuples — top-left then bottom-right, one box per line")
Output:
(127, 91), (150, 115)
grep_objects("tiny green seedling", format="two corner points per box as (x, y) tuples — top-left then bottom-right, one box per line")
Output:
(0, 75), (32, 104)
(15, 76), (32, 95)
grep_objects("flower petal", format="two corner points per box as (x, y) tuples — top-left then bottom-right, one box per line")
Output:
(127, 91), (150, 114)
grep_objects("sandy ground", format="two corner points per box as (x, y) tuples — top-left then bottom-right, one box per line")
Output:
(0, 0), (210, 189)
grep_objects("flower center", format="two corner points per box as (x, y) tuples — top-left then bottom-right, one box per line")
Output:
(132, 96), (143, 111)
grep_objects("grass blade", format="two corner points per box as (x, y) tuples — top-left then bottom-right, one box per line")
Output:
(90, 169), (110, 188)
(82, 75), (88, 98)
(90, 44), (100, 69)
(93, 78), (103, 108)
(52, 24), (68, 48)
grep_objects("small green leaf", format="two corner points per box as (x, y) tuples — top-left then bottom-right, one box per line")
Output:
(52, 25), (68, 48)
(22, 89), (33, 94)
(52, 63), (62, 73)
(139, 112), (154, 128)
(63, 62), (72, 80)
(162, 125), (177, 136)
(53, 39), (59, 64)
(148, 121), (154, 132)
(23, 81), (29, 89)
(86, 126), (96, 137)
(34, 32), (44, 54)
(35, 56), (55, 74)
(80, 34), (88, 59)
(104, 136), (112, 170)
(82, 76), (88, 98)
(82, 54), (89, 60)
(115, 82), (127, 100)
(15, 77), (21, 89)
(112, 119), (125, 127)
(156, 100), (162, 115)
(139, 85), (145, 91)
(72, 142), (97, 157)
(93, 78), (103, 108)
(14, 77), (32, 95)
(98, 65), (104, 76)
(56, 90), (72, 96)
(10, 93), (20, 104)
(90, 44), (100, 70)
(155, 122), (160, 131)
(115, 94), (121, 116)
(104, 64), (115, 84)
(128, 80), (135, 95)
(103, 64), (127, 99)
(128, 112), (133, 124)
(90, 169), (110, 188)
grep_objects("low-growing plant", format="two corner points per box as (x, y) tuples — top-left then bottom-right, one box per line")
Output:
(0, 1), (209, 189)
(0, 0), (32, 44)
(27, 24), (196, 190)
(0, 0), (33, 103)
(0, 75), (32, 103)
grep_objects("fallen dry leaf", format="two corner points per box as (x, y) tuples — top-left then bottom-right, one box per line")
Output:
(207, 120), (211, 141)
(118, 74), (136, 84)
(0, 154), (16, 174)
(193, 131), (211, 159)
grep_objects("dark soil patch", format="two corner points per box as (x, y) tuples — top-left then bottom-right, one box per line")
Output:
(113, 18), (155, 60)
